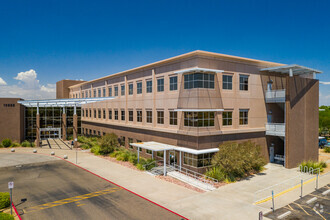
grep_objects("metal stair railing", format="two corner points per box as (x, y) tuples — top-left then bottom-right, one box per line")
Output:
(169, 164), (218, 187)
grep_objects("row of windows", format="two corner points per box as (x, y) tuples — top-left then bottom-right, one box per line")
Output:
(83, 109), (249, 126)
(83, 109), (178, 125)
(3, 104), (15, 107)
(72, 73), (249, 98)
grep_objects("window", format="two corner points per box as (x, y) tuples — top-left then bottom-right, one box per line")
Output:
(85, 91), (88, 98)
(120, 136), (125, 146)
(137, 110), (142, 122)
(146, 149), (152, 155)
(98, 89), (101, 97)
(94, 109), (97, 118)
(128, 83), (133, 95)
(98, 109), (101, 118)
(109, 110), (112, 119)
(169, 76), (178, 91)
(157, 111), (164, 124)
(114, 86), (118, 96)
(129, 111), (133, 121)
(89, 90), (91, 98)
(93, 130), (96, 135)
(93, 89), (96, 97)
(114, 110), (118, 120)
(222, 112), (232, 126)
(103, 87), (106, 97)
(98, 131), (101, 136)
(82, 92), (84, 98)
(184, 73), (215, 89)
(121, 84), (125, 96)
(157, 78), (164, 92)
(183, 153), (213, 167)
(146, 111), (152, 123)
(222, 75), (232, 90)
(169, 111), (177, 125)
(137, 82), (142, 94)
(109, 87), (112, 96)
(239, 109), (248, 125)
(146, 80), (152, 93)
(103, 109), (106, 119)
(157, 151), (164, 158)
(184, 112), (215, 127)
(89, 109), (91, 118)
(128, 138), (134, 149)
(239, 75), (249, 91)
(121, 110), (125, 121)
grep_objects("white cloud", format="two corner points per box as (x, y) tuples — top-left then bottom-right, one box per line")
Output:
(0, 77), (7, 86)
(0, 69), (55, 99)
(320, 81), (330, 85)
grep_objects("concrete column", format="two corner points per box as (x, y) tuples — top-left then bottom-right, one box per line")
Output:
(62, 111), (67, 141)
(35, 112), (40, 147)
(163, 150), (167, 176)
(73, 105), (78, 148)
(179, 151), (182, 171)
(137, 147), (140, 163)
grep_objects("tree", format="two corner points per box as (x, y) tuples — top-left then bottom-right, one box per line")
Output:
(99, 133), (118, 155)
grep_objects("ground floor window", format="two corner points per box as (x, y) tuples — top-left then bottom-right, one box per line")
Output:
(128, 138), (133, 149)
(157, 151), (164, 158)
(239, 109), (248, 125)
(146, 149), (152, 154)
(120, 136), (125, 146)
(183, 152), (214, 167)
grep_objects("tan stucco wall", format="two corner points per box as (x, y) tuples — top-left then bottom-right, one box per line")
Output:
(0, 98), (24, 143)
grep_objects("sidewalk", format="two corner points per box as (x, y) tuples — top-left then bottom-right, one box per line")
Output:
(1, 148), (329, 220)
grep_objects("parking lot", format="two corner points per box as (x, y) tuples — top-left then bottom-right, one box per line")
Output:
(0, 153), (186, 220)
(265, 184), (330, 219)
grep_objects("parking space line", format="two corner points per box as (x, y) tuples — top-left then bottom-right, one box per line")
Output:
(24, 187), (122, 213)
(296, 203), (311, 216)
(313, 208), (326, 220)
(287, 204), (294, 211)
(310, 194), (330, 200)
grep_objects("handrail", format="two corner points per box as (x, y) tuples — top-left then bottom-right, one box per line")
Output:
(170, 164), (218, 184)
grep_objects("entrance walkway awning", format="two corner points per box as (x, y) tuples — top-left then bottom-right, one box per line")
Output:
(18, 97), (114, 107)
(130, 141), (219, 154)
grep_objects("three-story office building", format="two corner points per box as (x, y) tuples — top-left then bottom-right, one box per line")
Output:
(57, 50), (320, 172)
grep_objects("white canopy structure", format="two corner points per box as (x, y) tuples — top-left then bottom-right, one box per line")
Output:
(18, 97), (114, 107)
(261, 64), (322, 78)
(130, 141), (219, 176)
(174, 67), (224, 74)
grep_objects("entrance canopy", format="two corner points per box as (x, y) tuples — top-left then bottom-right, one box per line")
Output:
(18, 97), (114, 107)
(130, 141), (219, 154)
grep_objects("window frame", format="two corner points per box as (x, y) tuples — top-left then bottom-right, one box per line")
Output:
(128, 83), (133, 95)
(239, 75), (249, 91)
(169, 75), (178, 91)
(137, 81), (142, 94)
(146, 110), (152, 123)
(222, 111), (233, 126)
(157, 78), (164, 92)
(121, 84), (125, 96)
(239, 109), (249, 125)
(146, 80), (152, 93)
(157, 110), (164, 124)
(222, 74), (233, 90)
(169, 111), (177, 125)
(184, 73), (215, 89)
(137, 110), (142, 122)
(129, 110), (133, 122)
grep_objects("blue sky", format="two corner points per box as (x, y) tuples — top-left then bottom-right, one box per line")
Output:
(0, 0), (329, 104)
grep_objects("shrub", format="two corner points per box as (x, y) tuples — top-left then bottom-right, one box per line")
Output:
(116, 150), (130, 161)
(11, 142), (20, 147)
(0, 213), (14, 220)
(77, 136), (89, 144)
(300, 160), (327, 173)
(0, 143), (3, 148)
(0, 192), (10, 209)
(21, 140), (31, 147)
(206, 141), (266, 182)
(91, 145), (101, 155)
(2, 139), (12, 148)
(99, 133), (118, 155)
(128, 154), (138, 165)
(324, 147), (330, 153)
(136, 163), (145, 170)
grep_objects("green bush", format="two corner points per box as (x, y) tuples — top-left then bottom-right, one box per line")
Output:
(0, 213), (14, 220)
(11, 142), (20, 147)
(300, 160), (327, 173)
(2, 139), (12, 148)
(0, 143), (3, 148)
(91, 145), (101, 155)
(206, 141), (266, 182)
(21, 140), (31, 147)
(324, 147), (330, 153)
(0, 192), (10, 209)
(80, 144), (90, 149)
(128, 154), (138, 165)
(99, 133), (118, 155)
(116, 150), (130, 161)
(136, 163), (145, 170)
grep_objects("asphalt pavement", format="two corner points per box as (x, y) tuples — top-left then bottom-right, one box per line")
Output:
(0, 153), (185, 220)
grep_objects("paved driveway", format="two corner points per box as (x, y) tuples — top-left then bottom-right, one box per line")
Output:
(0, 153), (185, 220)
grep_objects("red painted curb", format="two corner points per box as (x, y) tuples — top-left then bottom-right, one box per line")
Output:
(12, 203), (22, 220)
(5, 150), (188, 219)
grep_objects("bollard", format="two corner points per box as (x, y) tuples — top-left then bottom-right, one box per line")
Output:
(271, 190), (275, 212)
(64, 155), (68, 159)
(51, 151), (55, 156)
(316, 173), (319, 190)
(33, 149), (37, 153)
(11, 148), (15, 152)
(300, 179), (303, 198)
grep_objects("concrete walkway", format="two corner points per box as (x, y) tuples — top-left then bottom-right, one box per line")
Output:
(1, 148), (329, 220)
